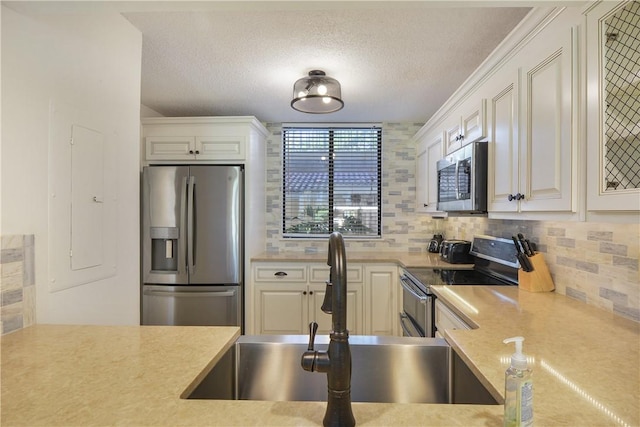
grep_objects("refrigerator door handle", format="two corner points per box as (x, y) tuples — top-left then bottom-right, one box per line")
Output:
(187, 175), (196, 274)
(180, 176), (188, 273)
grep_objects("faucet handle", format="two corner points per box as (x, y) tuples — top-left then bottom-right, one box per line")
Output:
(307, 321), (319, 351)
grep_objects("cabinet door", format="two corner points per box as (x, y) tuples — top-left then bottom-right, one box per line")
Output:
(416, 131), (445, 213)
(364, 265), (398, 336)
(488, 72), (519, 213)
(309, 283), (363, 335)
(254, 283), (307, 334)
(196, 136), (246, 160)
(416, 138), (429, 212)
(145, 136), (195, 161)
(461, 98), (487, 144)
(444, 119), (462, 154)
(518, 24), (576, 212)
(586, 1), (640, 212)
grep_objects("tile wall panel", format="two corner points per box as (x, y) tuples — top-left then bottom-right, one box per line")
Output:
(263, 122), (639, 321)
(442, 218), (640, 322)
(264, 122), (441, 254)
(1, 235), (36, 334)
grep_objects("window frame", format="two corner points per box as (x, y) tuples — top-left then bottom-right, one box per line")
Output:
(281, 123), (383, 239)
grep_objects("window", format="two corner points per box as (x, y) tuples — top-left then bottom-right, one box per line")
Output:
(282, 125), (382, 238)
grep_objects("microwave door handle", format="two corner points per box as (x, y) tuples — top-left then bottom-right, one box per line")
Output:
(455, 160), (463, 200)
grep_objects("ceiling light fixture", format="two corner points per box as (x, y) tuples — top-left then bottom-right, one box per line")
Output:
(291, 70), (344, 114)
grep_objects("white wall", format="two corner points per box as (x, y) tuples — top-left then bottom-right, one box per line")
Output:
(1, 6), (142, 325)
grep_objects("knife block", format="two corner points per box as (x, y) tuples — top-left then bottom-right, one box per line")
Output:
(518, 253), (555, 292)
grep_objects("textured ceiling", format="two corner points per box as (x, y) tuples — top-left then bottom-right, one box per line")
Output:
(122, 2), (532, 123)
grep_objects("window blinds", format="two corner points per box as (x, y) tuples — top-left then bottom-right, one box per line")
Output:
(282, 126), (382, 238)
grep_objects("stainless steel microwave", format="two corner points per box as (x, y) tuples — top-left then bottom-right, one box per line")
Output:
(436, 141), (488, 213)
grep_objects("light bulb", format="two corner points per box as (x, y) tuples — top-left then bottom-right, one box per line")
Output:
(322, 97), (331, 104)
(298, 90), (308, 98)
(317, 84), (328, 95)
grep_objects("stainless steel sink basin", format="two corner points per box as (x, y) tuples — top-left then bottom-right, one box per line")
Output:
(186, 335), (498, 404)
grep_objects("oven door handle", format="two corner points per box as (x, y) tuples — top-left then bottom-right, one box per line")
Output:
(399, 276), (428, 303)
(399, 312), (423, 337)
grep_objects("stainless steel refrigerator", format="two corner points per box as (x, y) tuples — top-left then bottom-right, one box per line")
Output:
(141, 165), (243, 329)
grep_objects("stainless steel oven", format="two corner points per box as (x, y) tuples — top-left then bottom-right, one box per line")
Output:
(399, 235), (520, 338)
(399, 269), (433, 337)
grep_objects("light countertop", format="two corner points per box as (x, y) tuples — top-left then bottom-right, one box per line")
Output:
(1, 325), (501, 426)
(253, 251), (474, 270)
(431, 285), (640, 427)
(2, 286), (638, 426)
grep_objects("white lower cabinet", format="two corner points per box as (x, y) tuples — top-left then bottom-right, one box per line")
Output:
(252, 262), (363, 335)
(364, 264), (398, 336)
(251, 262), (397, 336)
(434, 299), (471, 338)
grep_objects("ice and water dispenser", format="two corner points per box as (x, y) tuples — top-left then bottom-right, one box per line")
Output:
(150, 227), (179, 272)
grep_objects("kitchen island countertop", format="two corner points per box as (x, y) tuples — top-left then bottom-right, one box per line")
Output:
(2, 285), (638, 426)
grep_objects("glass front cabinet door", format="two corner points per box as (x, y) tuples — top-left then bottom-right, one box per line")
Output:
(586, 1), (640, 213)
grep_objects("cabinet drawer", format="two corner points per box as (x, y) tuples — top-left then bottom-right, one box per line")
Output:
(435, 299), (471, 332)
(254, 265), (306, 282)
(309, 264), (363, 284)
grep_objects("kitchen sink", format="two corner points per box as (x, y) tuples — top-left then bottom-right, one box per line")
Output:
(185, 335), (498, 405)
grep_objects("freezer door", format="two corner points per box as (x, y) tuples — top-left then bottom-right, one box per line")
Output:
(142, 166), (189, 285)
(141, 285), (241, 327)
(188, 166), (243, 284)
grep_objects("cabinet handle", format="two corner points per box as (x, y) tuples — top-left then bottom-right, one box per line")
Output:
(189, 150), (194, 154)
(195, 150), (200, 154)
(309, 291), (313, 295)
(516, 193), (525, 200)
(303, 291), (307, 295)
(274, 271), (288, 277)
(508, 194), (515, 201)
(459, 134), (464, 140)
(423, 203), (428, 207)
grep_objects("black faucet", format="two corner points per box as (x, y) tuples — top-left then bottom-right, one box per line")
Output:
(301, 232), (355, 427)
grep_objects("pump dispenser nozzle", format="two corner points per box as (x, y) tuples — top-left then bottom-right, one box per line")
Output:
(504, 336), (527, 370)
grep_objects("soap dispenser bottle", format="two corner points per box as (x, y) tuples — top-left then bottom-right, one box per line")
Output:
(503, 336), (533, 427)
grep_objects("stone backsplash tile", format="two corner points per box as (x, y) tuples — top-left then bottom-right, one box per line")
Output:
(260, 121), (639, 322)
(264, 122), (441, 253)
(0, 235), (36, 334)
(443, 218), (640, 322)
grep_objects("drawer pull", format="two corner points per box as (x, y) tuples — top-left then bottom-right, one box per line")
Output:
(274, 271), (288, 277)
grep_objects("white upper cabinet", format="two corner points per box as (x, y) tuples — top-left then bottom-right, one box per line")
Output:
(487, 13), (577, 216)
(486, 66), (520, 213)
(142, 116), (265, 163)
(444, 98), (487, 154)
(585, 1), (640, 215)
(515, 19), (576, 214)
(416, 129), (445, 214)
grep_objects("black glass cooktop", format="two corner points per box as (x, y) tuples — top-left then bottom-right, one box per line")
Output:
(405, 267), (516, 287)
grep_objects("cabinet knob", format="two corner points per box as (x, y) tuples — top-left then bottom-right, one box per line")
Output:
(516, 193), (525, 200)
(459, 134), (464, 140)
(195, 150), (200, 155)
(508, 194), (515, 201)
(423, 203), (428, 207)
(309, 291), (313, 295)
(274, 271), (288, 277)
(189, 150), (194, 154)
(303, 291), (307, 295)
